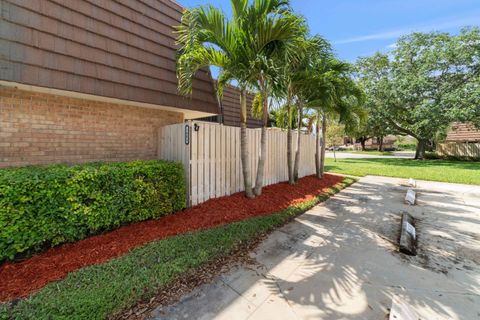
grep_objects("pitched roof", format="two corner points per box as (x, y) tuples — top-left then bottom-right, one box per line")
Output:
(0, 0), (219, 115)
(446, 122), (480, 142)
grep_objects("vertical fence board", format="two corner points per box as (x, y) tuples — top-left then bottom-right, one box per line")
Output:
(209, 125), (215, 199)
(204, 124), (211, 200)
(238, 128), (244, 191)
(267, 130), (272, 185)
(252, 130), (256, 187)
(190, 123), (198, 206)
(255, 129), (260, 187)
(220, 125), (226, 197)
(197, 125), (204, 204)
(215, 125), (221, 198)
(248, 130), (254, 187)
(227, 127), (231, 194)
(235, 128), (240, 192)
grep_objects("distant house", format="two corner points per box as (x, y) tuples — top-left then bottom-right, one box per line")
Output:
(0, 0), (221, 167)
(345, 135), (398, 150)
(437, 122), (480, 159)
(362, 136), (397, 150)
(445, 122), (480, 143)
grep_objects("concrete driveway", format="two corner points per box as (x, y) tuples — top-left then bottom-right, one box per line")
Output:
(149, 176), (480, 320)
(326, 151), (415, 159)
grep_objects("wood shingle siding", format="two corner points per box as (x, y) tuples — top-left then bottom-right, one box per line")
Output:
(0, 0), (219, 115)
(220, 85), (263, 128)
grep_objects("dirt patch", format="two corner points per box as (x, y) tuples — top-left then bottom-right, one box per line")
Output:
(399, 214), (480, 275)
(395, 217), (480, 276)
(0, 174), (343, 302)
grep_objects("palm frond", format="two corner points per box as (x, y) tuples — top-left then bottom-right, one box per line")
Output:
(177, 46), (230, 95)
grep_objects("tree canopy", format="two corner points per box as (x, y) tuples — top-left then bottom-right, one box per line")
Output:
(355, 27), (480, 158)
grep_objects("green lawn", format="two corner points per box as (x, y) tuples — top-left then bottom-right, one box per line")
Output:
(325, 158), (480, 185)
(335, 150), (393, 156)
(0, 178), (355, 320)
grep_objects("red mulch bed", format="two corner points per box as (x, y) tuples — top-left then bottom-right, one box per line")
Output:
(0, 174), (344, 302)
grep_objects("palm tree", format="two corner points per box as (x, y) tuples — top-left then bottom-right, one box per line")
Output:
(243, 3), (305, 196)
(177, 0), (303, 198)
(304, 59), (365, 177)
(276, 35), (330, 183)
(177, 2), (254, 198)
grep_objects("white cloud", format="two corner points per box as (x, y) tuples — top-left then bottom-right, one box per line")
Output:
(333, 14), (480, 45)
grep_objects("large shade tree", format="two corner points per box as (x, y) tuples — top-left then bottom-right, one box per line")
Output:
(176, 0), (304, 198)
(356, 27), (480, 159)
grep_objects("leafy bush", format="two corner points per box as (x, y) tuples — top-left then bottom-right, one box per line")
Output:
(0, 161), (186, 262)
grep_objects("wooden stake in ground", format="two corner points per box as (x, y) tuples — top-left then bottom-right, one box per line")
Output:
(399, 212), (416, 256)
(405, 189), (416, 205)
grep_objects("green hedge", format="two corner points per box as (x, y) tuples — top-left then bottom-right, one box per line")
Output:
(0, 160), (186, 262)
(395, 143), (417, 151)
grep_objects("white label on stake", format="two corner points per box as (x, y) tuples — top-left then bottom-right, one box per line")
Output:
(404, 221), (416, 239)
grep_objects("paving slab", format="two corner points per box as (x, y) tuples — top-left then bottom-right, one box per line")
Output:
(148, 176), (480, 320)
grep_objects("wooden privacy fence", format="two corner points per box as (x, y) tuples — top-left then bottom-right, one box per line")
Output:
(159, 121), (317, 206)
(437, 142), (480, 159)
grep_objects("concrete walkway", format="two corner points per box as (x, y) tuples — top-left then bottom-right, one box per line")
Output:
(326, 151), (415, 159)
(149, 176), (480, 320)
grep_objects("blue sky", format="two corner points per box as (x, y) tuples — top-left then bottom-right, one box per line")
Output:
(178, 0), (480, 62)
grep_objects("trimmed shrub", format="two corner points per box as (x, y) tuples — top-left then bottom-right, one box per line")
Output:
(0, 160), (186, 261)
(395, 143), (417, 151)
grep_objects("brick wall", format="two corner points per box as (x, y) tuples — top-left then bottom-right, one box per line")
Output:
(0, 87), (184, 167)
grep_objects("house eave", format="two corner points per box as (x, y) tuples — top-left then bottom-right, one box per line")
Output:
(0, 81), (217, 120)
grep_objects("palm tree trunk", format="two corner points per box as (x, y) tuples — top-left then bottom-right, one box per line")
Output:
(315, 111), (321, 178)
(254, 90), (268, 196)
(293, 104), (303, 182)
(320, 113), (327, 177)
(286, 93), (294, 185)
(240, 90), (254, 198)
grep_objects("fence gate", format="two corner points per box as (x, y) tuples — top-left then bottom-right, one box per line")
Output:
(159, 121), (317, 207)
